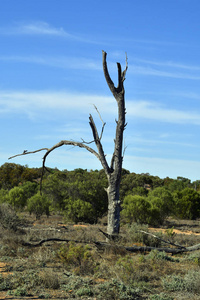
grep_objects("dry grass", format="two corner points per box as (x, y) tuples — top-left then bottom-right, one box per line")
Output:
(1, 214), (200, 299)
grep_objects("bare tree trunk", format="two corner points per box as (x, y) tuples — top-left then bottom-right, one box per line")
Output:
(106, 177), (121, 236)
(102, 51), (127, 237)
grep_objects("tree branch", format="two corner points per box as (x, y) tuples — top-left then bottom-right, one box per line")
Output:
(89, 115), (110, 174)
(93, 105), (106, 141)
(39, 140), (100, 189)
(102, 51), (116, 96)
(8, 148), (48, 160)
(139, 230), (186, 250)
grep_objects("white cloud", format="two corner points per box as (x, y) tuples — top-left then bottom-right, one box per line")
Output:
(127, 100), (200, 125)
(130, 65), (200, 80)
(1, 89), (200, 125)
(18, 22), (68, 36)
(0, 21), (103, 44)
(0, 21), (70, 37)
(134, 58), (200, 71)
(0, 90), (115, 119)
(0, 55), (101, 71)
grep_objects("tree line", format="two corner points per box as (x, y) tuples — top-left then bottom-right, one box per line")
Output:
(0, 162), (200, 224)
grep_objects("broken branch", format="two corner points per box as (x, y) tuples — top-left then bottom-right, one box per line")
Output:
(8, 148), (48, 160)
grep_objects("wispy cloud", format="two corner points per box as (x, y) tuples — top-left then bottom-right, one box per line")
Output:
(0, 90), (115, 119)
(0, 90), (200, 126)
(127, 100), (200, 125)
(0, 21), (104, 44)
(134, 58), (200, 71)
(130, 64), (200, 80)
(0, 55), (102, 71)
(0, 21), (70, 37)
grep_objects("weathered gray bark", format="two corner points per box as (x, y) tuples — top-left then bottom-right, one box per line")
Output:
(90, 51), (128, 237)
(9, 51), (128, 239)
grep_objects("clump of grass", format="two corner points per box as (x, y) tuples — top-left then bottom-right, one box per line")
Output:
(186, 252), (200, 265)
(94, 279), (140, 300)
(57, 242), (98, 275)
(76, 286), (93, 297)
(0, 203), (22, 231)
(162, 275), (185, 292)
(39, 269), (60, 289)
(184, 270), (200, 293)
(0, 274), (13, 291)
(146, 250), (178, 262)
(162, 270), (200, 294)
(31, 246), (56, 266)
(126, 223), (163, 247)
(13, 286), (28, 296)
(149, 293), (174, 300)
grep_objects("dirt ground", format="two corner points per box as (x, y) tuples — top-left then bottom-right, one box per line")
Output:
(1, 215), (200, 299)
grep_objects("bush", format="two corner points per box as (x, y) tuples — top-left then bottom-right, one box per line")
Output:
(162, 271), (200, 293)
(122, 187), (175, 226)
(0, 189), (9, 203)
(126, 223), (163, 247)
(27, 192), (51, 219)
(58, 242), (96, 275)
(162, 275), (185, 292)
(121, 195), (152, 224)
(64, 197), (95, 223)
(122, 195), (165, 226)
(40, 270), (60, 289)
(0, 203), (21, 231)
(173, 188), (200, 219)
(21, 181), (38, 200)
(148, 187), (174, 223)
(8, 186), (26, 210)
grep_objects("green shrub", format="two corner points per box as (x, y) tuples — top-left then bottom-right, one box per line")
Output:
(121, 194), (167, 226)
(21, 181), (38, 200)
(64, 197), (95, 223)
(162, 275), (185, 292)
(121, 195), (152, 224)
(149, 293), (174, 300)
(0, 274), (13, 291)
(95, 279), (138, 300)
(27, 192), (51, 219)
(8, 186), (26, 210)
(76, 287), (93, 297)
(0, 189), (9, 203)
(127, 223), (163, 247)
(173, 188), (200, 219)
(13, 287), (28, 296)
(184, 270), (200, 293)
(146, 250), (177, 262)
(162, 271), (200, 294)
(58, 242), (96, 275)
(148, 187), (174, 223)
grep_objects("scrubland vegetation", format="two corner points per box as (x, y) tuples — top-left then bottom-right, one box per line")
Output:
(1, 163), (200, 299)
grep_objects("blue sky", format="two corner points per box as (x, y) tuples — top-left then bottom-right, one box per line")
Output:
(1, 0), (200, 181)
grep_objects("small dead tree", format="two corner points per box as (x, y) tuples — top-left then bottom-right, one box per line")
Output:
(9, 51), (128, 239)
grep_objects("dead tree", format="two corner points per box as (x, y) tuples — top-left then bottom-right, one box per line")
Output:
(9, 51), (128, 239)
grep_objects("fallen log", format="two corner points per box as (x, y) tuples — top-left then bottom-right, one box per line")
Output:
(21, 237), (200, 255)
(22, 238), (89, 247)
(21, 228), (200, 254)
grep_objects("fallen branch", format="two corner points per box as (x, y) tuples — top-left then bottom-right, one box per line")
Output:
(21, 235), (200, 255)
(21, 238), (90, 247)
(138, 230), (187, 250)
